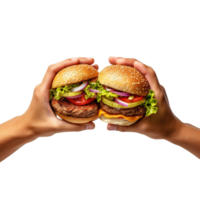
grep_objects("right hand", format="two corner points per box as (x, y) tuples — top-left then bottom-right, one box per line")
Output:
(107, 57), (183, 140)
(21, 57), (98, 138)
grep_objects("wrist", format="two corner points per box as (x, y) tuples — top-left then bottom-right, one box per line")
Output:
(165, 119), (185, 144)
(0, 115), (38, 161)
(16, 115), (38, 143)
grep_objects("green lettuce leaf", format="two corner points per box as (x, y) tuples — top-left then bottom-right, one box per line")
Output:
(50, 80), (118, 102)
(142, 90), (158, 116)
(84, 84), (96, 99)
(84, 80), (118, 102)
(50, 81), (158, 117)
(50, 83), (79, 100)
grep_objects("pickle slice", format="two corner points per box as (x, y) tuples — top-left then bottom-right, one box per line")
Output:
(63, 91), (82, 97)
(102, 97), (145, 109)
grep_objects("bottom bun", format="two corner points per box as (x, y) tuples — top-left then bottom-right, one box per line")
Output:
(99, 115), (140, 126)
(57, 113), (98, 124)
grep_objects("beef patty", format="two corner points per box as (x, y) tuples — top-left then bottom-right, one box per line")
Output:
(100, 101), (146, 116)
(51, 97), (99, 118)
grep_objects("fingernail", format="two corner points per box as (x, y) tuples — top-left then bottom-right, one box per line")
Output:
(108, 124), (117, 131)
(86, 123), (94, 130)
(134, 61), (143, 66)
(87, 57), (93, 59)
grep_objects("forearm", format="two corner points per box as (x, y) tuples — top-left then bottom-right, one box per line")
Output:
(168, 123), (200, 158)
(0, 116), (36, 162)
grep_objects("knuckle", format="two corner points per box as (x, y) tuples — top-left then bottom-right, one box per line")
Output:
(48, 65), (55, 73)
(34, 90), (41, 99)
(34, 84), (44, 99)
(149, 67), (157, 77)
(51, 120), (59, 131)
(158, 91), (165, 101)
(32, 83), (39, 92)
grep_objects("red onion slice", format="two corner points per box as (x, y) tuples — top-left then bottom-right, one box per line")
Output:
(71, 81), (88, 92)
(115, 97), (129, 107)
(89, 88), (100, 93)
(106, 88), (131, 96)
(65, 93), (85, 99)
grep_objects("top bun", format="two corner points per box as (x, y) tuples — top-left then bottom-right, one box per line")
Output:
(99, 65), (150, 96)
(52, 64), (98, 89)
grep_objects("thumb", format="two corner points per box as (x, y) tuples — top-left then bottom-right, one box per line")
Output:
(59, 121), (97, 133)
(134, 61), (162, 94)
(105, 124), (130, 133)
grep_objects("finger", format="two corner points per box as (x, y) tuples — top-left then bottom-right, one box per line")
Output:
(41, 58), (79, 90)
(91, 64), (99, 70)
(86, 121), (97, 130)
(107, 124), (118, 131)
(78, 57), (95, 65)
(116, 58), (138, 66)
(109, 56), (124, 65)
(160, 85), (169, 104)
(56, 121), (97, 133)
(107, 124), (137, 132)
(134, 61), (162, 94)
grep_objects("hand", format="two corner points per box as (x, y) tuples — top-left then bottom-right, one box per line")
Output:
(107, 57), (183, 140)
(21, 57), (98, 138)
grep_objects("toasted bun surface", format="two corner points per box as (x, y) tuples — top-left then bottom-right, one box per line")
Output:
(52, 64), (98, 89)
(99, 115), (139, 126)
(99, 65), (149, 96)
(57, 113), (98, 124)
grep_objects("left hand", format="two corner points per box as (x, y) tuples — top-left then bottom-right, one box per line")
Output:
(21, 57), (100, 138)
(107, 56), (183, 140)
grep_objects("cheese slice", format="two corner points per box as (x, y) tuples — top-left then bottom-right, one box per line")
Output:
(98, 109), (143, 122)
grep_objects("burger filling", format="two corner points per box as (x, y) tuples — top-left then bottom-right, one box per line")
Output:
(99, 101), (146, 116)
(50, 79), (158, 119)
(50, 78), (100, 118)
(51, 98), (98, 118)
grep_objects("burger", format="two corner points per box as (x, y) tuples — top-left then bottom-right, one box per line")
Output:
(97, 65), (158, 126)
(50, 64), (99, 124)
(50, 64), (157, 126)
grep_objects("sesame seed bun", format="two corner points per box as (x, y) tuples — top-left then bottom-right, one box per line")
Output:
(52, 64), (98, 89)
(98, 65), (148, 126)
(99, 115), (140, 126)
(98, 65), (150, 96)
(57, 113), (98, 124)
(51, 64), (99, 124)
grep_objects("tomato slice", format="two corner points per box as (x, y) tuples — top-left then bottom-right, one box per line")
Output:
(118, 95), (144, 103)
(65, 95), (95, 105)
